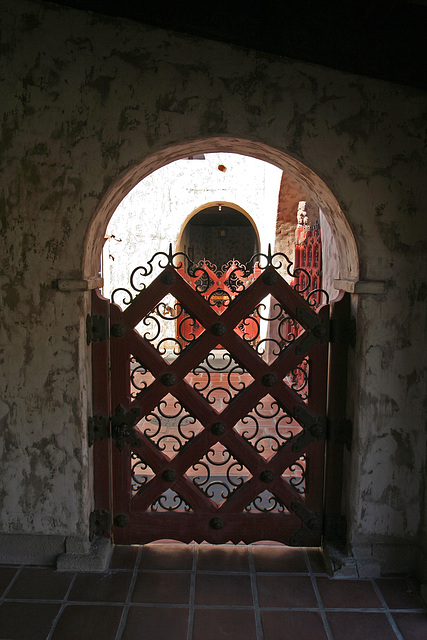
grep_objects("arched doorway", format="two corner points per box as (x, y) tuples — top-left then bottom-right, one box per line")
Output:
(176, 203), (262, 345)
(178, 203), (260, 267)
(87, 139), (357, 548)
(83, 138), (359, 284)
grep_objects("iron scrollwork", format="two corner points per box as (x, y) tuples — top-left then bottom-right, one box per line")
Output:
(235, 397), (297, 459)
(289, 501), (322, 545)
(191, 445), (250, 505)
(130, 453), (154, 494)
(284, 454), (307, 495)
(151, 491), (192, 512)
(188, 352), (252, 410)
(245, 490), (287, 513)
(292, 405), (327, 453)
(112, 244), (196, 305)
(239, 297), (304, 359)
(130, 357), (153, 398)
(141, 396), (202, 454)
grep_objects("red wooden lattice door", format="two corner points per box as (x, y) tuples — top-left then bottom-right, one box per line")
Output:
(91, 247), (344, 546)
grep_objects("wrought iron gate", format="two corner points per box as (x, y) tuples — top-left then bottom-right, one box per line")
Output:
(90, 246), (350, 546)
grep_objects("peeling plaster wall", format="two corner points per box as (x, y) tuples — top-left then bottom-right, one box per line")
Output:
(348, 284), (427, 573)
(0, 0), (426, 570)
(319, 209), (341, 301)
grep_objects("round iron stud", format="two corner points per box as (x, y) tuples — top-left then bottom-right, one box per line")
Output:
(313, 324), (328, 340)
(113, 514), (129, 528)
(262, 271), (278, 286)
(262, 373), (277, 387)
(209, 517), (224, 530)
(311, 422), (324, 438)
(161, 271), (176, 285)
(211, 322), (227, 337)
(260, 470), (274, 483)
(162, 469), (177, 482)
(161, 373), (176, 386)
(307, 517), (318, 531)
(211, 421), (226, 436)
(111, 323), (126, 338)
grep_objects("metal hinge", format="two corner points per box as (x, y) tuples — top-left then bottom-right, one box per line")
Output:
(292, 405), (327, 452)
(86, 314), (109, 344)
(88, 405), (141, 450)
(327, 418), (353, 450)
(292, 408), (353, 452)
(330, 316), (356, 348)
(88, 415), (109, 447)
(89, 509), (111, 541)
(295, 308), (356, 354)
(295, 307), (330, 355)
(289, 501), (323, 546)
(111, 404), (142, 451)
(89, 510), (129, 540)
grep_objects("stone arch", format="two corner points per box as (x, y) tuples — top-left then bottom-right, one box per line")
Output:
(83, 137), (359, 285)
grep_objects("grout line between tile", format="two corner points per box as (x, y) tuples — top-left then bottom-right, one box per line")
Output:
(1, 552), (424, 640)
(115, 545), (143, 640)
(3, 595), (420, 613)
(371, 578), (404, 640)
(135, 568), (248, 575)
(113, 566), (329, 576)
(257, 606), (412, 613)
(388, 608), (427, 613)
(302, 546), (312, 573)
(97, 603), (254, 610)
(45, 572), (77, 640)
(248, 546), (264, 640)
(186, 543), (198, 640)
(304, 549), (334, 640)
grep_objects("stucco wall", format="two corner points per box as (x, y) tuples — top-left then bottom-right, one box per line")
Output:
(319, 210), (341, 301)
(0, 0), (426, 572)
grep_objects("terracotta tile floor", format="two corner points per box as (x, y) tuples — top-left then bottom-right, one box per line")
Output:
(0, 544), (426, 640)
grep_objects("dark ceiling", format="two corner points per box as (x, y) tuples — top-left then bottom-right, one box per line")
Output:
(48, 0), (427, 90)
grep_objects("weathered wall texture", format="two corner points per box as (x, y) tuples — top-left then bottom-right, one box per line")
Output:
(0, 0), (426, 573)
(319, 210), (341, 300)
